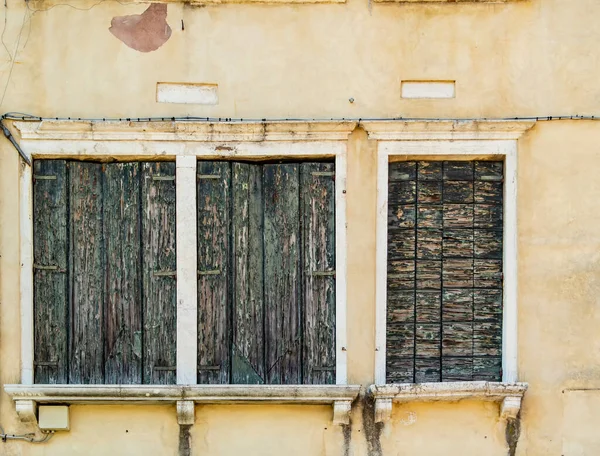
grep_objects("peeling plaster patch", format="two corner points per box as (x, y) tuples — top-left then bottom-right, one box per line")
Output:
(397, 410), (417, 426)
(109, 4), (172, 53)
(505, 417), (521, 456)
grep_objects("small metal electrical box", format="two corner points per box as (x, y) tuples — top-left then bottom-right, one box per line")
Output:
(38, 405), (70, 431)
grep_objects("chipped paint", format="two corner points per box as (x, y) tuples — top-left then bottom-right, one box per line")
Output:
(109, 4), (172, 53)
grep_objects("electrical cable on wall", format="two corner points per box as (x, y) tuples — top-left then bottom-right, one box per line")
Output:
(0, 425), (55, 444)
(1, 111), (599, 166)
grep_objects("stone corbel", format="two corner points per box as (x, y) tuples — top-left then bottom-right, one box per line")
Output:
(176, 400), (195, 425)
(15, 399), (37, 424)
(500, 396), (522, 420)
(374, 398), (393, 423)
(332, 400), (352, 425)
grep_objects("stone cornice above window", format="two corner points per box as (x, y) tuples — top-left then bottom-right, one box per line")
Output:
(368, 381), (528, 423)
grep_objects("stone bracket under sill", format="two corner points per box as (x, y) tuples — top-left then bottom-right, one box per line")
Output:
(4, 384), (361, 428)
(368, 381), (528, 423)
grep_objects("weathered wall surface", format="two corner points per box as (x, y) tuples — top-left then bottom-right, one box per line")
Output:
(1, 0), (600, 455)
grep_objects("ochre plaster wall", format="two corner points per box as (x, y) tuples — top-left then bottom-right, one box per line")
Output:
(0, 0), (600, 455)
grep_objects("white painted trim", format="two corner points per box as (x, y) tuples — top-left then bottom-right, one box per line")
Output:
(335, 150), (348, 385)
(369, 381), (528, 423)
(20, 163), (34, 385)
(379, 140), (515, 157)
(176, 156), (199, 385)
(374, 150), (389, 386)
(373, 130), (534, 386)
(503, 145), (518, 383)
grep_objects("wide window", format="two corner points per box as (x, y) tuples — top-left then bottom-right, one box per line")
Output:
(386, 160), (503, 383)
(32, 159), (335, 385)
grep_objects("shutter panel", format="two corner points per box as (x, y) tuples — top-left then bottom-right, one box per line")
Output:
(69, 162), (105, 384)
(142, 162), (177, 385)
(231, 163), (265, 384)
(263, 164), (302, 384)
(197, 161), (231, 384)
(386, 160), (503, 383)
(301, 163), (336, 385)
(33, 160), (68, 384)
(104, 163), (142, 384)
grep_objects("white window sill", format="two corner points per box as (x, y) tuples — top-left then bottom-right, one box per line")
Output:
(368, 381), (528, 423)
(4, 384), (361, 427)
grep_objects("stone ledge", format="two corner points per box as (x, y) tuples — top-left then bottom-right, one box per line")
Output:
(368, 381), (528, 423)
(4, 384), (360, 427)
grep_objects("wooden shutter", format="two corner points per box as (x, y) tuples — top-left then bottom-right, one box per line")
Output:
(33, 160), (177, 384)
(386, 161), (503, 383)
(196, 161), (336, 385)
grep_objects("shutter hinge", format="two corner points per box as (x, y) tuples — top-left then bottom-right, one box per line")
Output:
(33, 175), (57, 181)
(198, 269), (220, 276)
(311, 270), (335, 277)
(152, 175), (175, 181)
(198, 365), (221, 371)
(153, 270), (176, 277)
(311, 171), (335, 177)
(197, 174), (221, 180)
(33, 264), (66, 273)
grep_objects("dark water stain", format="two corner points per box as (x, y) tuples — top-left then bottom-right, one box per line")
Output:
(179, 424), (192, 456)
(109, 4), (172, 53)
(505, 417), (521, 456)
(362, 394), (383, 456)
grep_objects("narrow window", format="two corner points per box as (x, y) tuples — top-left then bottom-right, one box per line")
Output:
(386, 161), (503, 383)
(33, 160), (177, 384)
(196, 161), (336, 385)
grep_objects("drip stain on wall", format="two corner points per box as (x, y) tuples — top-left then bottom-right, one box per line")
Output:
(109, 4), (172, 53)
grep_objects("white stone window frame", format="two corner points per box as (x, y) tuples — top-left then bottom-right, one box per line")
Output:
(6, 120), (360, 427)
(363, 120), (535, 423)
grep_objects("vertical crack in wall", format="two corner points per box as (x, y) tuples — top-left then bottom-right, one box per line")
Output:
(109, 4), (172, 53)
(505, 417), (521, 456)
(179, 424), (192, 456)
(362, 394), (383, 456)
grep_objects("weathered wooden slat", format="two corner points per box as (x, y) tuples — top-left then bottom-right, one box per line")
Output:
(418, 182), (443, 204)
(474, 204), (503, 229)
(416, 291), (440, 323)
(474, 161), (503, 181)
(474, 289), (502, 323)
(444, 181), (474, 203)
(443, 204), (473, 228)
(442, 289), (473, 322)
(474, 181), (503, 204)
(387, 260), (415, 289)
(417, 206), (442, 228)
(197, 161), (231, 385)
(442, 259), (473, 288)
(443, 230), (474, 258)
(263, 164), (302, 384)
(473, 322), (502, 356)
(474, 230), (503, 259)
(415, 358), (441, 382)
(231, 163), (264, 385)
(104, 163), (142, 384)
(33, 160), (68, 384)
(416, 229), (442, 259)
(418, 161), (442, 180)
(442, 358), (473, 381)
(443, 161), (474, 181)
(473, 357), (502, 380)
(442, 323), (473, 357)
(302, 162), (336, 385)
(474, 259), (503, 288)
(416, 324), (440, 357)
(416, 260), (441, 289)
(69, 162), (104, 384)
(388, 204), (416, 229)
(141, 162), (177, 385)
(389, 181), (416, 204)
(388, 229), (416, 260)
(386, 323), (414, 357)
(389, 162), (416, 182)
(388, 290), (414, 324)
(386, 356), (413, 383)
